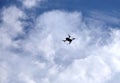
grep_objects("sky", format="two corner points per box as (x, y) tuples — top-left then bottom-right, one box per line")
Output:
(0, 0), (120, 83)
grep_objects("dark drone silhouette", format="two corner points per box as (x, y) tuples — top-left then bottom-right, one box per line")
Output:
(63, 34), (75, 44)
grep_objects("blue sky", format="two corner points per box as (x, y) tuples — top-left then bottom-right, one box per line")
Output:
(0, 0), (120, 83)
(1, 0), (120, 10)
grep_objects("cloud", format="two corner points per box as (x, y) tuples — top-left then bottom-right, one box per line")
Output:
(23, 10), (120, 83)
(0, 6), (28, 83)
(0, 62), (8, 83)
(18, 73), (36, 83)
(0, 5), (120, 83)
(87, 11), (120, 26)
(25, 10), (83, 62)
(57, 29), (120, 83)
(19, 0), (45, 8)
(0, 6), (26, 39)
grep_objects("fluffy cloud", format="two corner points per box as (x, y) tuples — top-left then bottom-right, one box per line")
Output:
(25, 11), (83, 62)
(0, 6), (26, 47)
(22, 10), (120, 83)
(0, 5), (120, 83)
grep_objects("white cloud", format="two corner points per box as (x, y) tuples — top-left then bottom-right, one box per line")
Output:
(24, 10), (83, 63)
(18, 73), (36, 83)
(0, 6), (26, 49)
(30, 11), (120, 83)
(20, 0), (44, 8)
(0, 62), (8, 83)
(1, 6), (26, 34)
(53, 29), (120, 83)
(0, 5), (120, 83)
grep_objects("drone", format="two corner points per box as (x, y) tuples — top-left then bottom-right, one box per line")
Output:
(63, 34), (75, 44)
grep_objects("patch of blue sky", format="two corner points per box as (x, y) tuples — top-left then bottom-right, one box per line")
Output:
(0, 0), (21, 9)
(1, 0), (120, 11)
(38, 0), (120, 11)
(1, 0), (120, 18)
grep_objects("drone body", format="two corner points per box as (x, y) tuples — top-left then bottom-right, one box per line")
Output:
(63, 34), (75, 44)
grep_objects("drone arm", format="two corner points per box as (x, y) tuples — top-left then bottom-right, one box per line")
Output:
(68, 34), (71, 38)
(72, 38), (75, 40)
